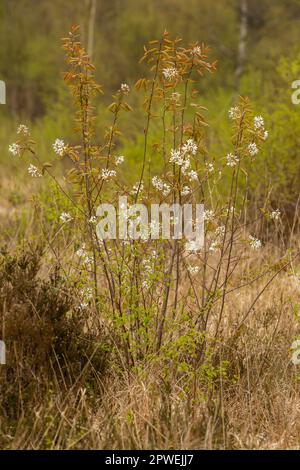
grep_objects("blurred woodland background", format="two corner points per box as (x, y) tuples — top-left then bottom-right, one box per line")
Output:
(1, 0), (300, 209)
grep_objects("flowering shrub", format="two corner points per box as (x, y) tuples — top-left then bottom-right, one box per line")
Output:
(7, 26), (292, 385)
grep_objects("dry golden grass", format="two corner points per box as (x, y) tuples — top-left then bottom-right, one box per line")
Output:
(0, 241), (299, 450)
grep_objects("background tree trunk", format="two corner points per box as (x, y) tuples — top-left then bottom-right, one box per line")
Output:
(87, 0), (97, 60)
(235, 0), (248, 89)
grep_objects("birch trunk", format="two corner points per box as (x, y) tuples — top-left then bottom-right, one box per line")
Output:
(87, 0), (97, 60)
(235, 0), (248, 88)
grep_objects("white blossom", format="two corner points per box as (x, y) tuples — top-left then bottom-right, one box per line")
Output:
(17, 124), (29, 135)
(203, 209), (214, 222)
(142, 258), (154, 274)
(181, 185), (191, 196)
(81, 287), (93, 300)
(182, 138), (198, 156)
(53, 139), (66, 157)
(181, 159), (191, 173)
(101, 168), (116, 180)
(207, 163), (214, 173)
(162, 67), (178, 81)
(249, 235), (261, 250)
(115, 155), (124, 165)
(215, 225), (225, 237)
(89, 215), (97, 224)
(142, 280), (150, 289)
(131, 181), (144, 195)
(170, 148), (184, 166)
(209, 240), (218, 252)
(226, 153), (239, 167)
(28, 164), (42, 178)
(254, 116), (264, 130)
(79, 287), (93, 310)
(60, 212), (73, 223)
(248, 142), (259, 156)
(263, 130), (268, 140)
(188, 170), (198, 181)
(187, 265), (200, 274)
(79, 300), (89, 310)
(9, 143), (21, 157)
(270, 209), (281, 221)
(76, 245), (93, 266)
(76, 246), (86, 257)
(152, 176), (170, 196)
(228, 106), (239, 119)
(121, 83), (130, 94)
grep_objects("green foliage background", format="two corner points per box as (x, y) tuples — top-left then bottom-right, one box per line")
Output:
(1, 0), (300, 206)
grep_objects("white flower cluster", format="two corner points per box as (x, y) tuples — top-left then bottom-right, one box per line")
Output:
(181, 159), (191, 173)
(79, 287), (93, 310)
(182, 139), (198, 156)
(188, 170), (198, 181)
(76, 245), (93, 266)
(226, 153), (239, 167)
(209, 240), (218, 253)
(170, 139), (198, 165)
(215, 225), (225, 237)
(162, 67), (178, 81)
(28, 164), (42, 178)
(187, 265), (200, 274)
(60, 212), (73, 223)
(228, 106), (239, 120)
(248, 142), (259, 156)
(169, 149), (182, 165)
(141, 251), (157, 289)
(181, 185), (191, 196)
(101, 168), (116, 180)
(270, 209), (281, 221)
(152, 176), (170, 196)
(121, 83), (130, 94)
(249, 235), (261, 250)
(208, 226), (225, 253)
(203, 209), (214, 222)
(207, 162), (214, 173)
(17, 124), (29, 135)
(115, 155), (124, 165)
(142, 257), (155, 275)
(131, 181), (144, 194)
(89, 215), (97, 224)
(254, 116), (264, 130)
(53, 139), (66, 157)
(169, 139), (199, 181)
(9, 143), (21, 157)
(253, 115), (268, 140)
